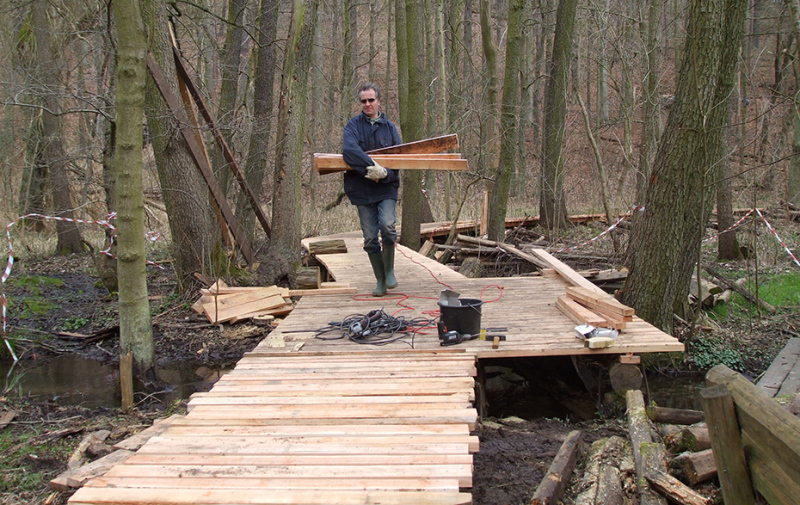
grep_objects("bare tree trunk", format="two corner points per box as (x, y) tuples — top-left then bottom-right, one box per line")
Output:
(32, 0), (83, 254)
(214, 0), (246, 195)
(113, 0), (154, 379)
(621, 0), (747, 332)
(539, 0), (577, 231)
(238, 0), (278, 245)
(787, 0), (800, 207)
(142, 0), (217, 292)
(487, 0), (523, 241)
(399, 0), (425, 250)
(263, 0), (319, 285)
(636, 0), (662, 205)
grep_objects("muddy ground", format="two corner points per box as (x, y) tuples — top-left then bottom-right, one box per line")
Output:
(1, 234), (797, 505)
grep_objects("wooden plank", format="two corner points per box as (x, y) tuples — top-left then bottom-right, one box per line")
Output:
(172, 45), (272, 238)
(367, 134), (459, 155)
(125, 452), (473, 466)
(556, 296), (607, 327)
(776, 344), (800, 397)
(204, 293), (287, 323)
(69, 487), (473, 505)
(146, 54), (253, 264)
(566, 286), (635, 316)
(86, 476), (463, 492)
(287, 287), (358, 297)
(163, 423), (470, 437)
(528, 249), (606, 294)
(203, 287), (285, 307)
(758, 338), (800, 397)
(313, 154), (468, 172)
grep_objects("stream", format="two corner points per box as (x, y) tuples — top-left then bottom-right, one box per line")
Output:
(1, 355), (227, 409)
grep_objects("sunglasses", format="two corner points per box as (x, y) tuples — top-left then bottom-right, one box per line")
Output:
(360, 98), (376, 104)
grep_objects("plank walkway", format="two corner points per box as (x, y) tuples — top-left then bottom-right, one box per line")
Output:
(757, 337), (800, 397)
(69, 231), (683, 505)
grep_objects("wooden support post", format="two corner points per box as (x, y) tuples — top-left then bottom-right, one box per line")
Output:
(307, 239), (348, 255)
(645, 471), (710, 505)
(700, 384), (755, 505)
(295, 266), (321, 289)
(530, 430), (583, 505)
(480, 187), (489, 236)
(475, 360), (487, 420)
(120, 351), (133, 413)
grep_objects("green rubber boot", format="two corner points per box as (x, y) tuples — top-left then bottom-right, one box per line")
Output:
(383, 245), (397, 289)
(368, 252), (387, 297)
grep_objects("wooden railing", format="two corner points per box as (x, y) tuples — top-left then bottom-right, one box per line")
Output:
(703, 364), (800, 505)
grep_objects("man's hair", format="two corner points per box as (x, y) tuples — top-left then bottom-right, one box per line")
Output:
(358, 82), (381, 100)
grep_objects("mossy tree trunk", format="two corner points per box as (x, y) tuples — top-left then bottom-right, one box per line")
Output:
(621, 0), (747, 333)
(539, 0), (577, 232)
(113, 0), (154, 378)
(142, 0), (216, 292)
(263, 0), (319, 286)
(487, 0), (523, 241)
(398, 0), (425, 251)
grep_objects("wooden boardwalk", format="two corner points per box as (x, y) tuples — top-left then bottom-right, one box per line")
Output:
(758, 337), (800, 397)
(69, 232), (682, 505)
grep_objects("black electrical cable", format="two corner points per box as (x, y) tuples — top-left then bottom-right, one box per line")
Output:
(314, 309), (438, 347)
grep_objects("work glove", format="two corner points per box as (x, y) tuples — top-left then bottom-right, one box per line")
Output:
(365, 162), (388, 182)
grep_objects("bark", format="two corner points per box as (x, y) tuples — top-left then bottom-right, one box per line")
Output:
(788, 0), (800, 207)
(142, 0), (216, 292)
(487, 0), (523, 241)
(539, 0), (577, 231)
(479, 0), (499, 180)
(621, 0), (747, 332)
(636, 0), (662, 206)
(214, 0), (247, 195)
(238, 0), (278, 244)
(263, 0), (319, 286)
(112, 0), (154, 378)
(395, 0), (409, 122)
(32, 0), (83, 254)
(398, 0), (425, 251)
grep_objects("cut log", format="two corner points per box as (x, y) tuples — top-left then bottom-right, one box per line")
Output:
(627, 389), (668, 505)
(665, 423), (710, 453)
(459, 257), (483, 279)
(419, 239), (437, 258)
(573, 436), (634, 505)
(307, 239), (347, 255)
(596, 466), (623, 505)
(530, 430), (583, 505)
(647, 406), (705, 425)
(646, 471), (710, 505)
(671, 449), (717, 485)
(0, 410), (17, 430)
(704, 265), (776, 314)
(609, 362), (643, 394)
(296, 266), (321, 289)
(556, 296), (607, 327)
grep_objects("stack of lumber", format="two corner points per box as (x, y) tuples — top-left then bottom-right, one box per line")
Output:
(192, 280), (357, 325)
(555, 286), (634, 330)
(314, 134), (466, 175)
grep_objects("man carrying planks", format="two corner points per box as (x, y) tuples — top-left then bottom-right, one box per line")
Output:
(342, 82), (401, 297)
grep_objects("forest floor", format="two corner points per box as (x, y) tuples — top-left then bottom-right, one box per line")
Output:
(1, 215), (799, 505)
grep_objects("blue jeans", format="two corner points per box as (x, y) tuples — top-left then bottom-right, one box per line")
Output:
(356, 200), (397, 254)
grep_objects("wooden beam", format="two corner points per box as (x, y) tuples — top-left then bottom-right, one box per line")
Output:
(367, 134), (459, 154)
(314, 153), (468, 172)
(645, 471), (710, 505)
(172, 46), (272, 238)
(528, 249), (606, 294)
(146, 54), (253, 264)
(455, 234), (549, 269)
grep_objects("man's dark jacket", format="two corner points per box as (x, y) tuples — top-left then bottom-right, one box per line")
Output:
(342, 112), (402, 205)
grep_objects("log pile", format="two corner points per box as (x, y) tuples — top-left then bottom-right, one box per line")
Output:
(191, 279), (357, 325)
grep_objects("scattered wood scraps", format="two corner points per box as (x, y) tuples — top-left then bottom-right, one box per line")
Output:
(192, 279), (357, 325)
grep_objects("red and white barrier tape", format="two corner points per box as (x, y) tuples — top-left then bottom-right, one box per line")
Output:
(703, 209), (755, 243)
(3, 212), (164, 362)
(555, 206), (645, 253)
(755, 208), (800, 268)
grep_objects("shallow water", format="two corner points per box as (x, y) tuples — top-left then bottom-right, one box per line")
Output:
(1, 355), (227, 409)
